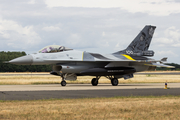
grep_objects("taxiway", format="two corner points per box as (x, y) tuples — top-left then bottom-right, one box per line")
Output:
(0, 83), (180, 100)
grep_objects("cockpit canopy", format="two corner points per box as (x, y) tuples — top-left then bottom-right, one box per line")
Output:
(38, 45), (73, 53)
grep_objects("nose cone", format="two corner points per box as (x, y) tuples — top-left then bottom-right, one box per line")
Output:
(9, 55), (33, 65)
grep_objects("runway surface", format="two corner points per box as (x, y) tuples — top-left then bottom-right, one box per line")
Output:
(0, 83), (180, 100)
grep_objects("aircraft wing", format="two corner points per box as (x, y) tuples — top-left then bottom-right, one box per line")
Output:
(43, 59), (136, 63)
(44, 58), (175, 69)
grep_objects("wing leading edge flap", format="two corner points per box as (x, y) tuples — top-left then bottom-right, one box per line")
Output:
(145, 63), (175, 68)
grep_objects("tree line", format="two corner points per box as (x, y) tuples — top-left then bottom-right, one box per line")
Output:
(157, 63), (180, 71)
(0, 51), (52, 72)
(0, 51), (179, 72)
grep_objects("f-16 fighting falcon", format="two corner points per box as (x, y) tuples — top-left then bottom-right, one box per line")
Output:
(8, 25), (174, 86)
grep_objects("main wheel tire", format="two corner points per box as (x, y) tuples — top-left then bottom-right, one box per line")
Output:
(91, 78), (98, 86)
(61, 80), (66, 86)
(111, 78), (118, 86)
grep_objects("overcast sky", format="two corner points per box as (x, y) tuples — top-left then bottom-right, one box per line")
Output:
(0, 0), (180, 64)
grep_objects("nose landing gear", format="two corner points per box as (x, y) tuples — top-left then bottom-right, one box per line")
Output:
(60, 75), (67, 86)
(61, 80), (66, 86)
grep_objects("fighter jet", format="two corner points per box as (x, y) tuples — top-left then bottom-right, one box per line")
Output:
(8, 25), (174, 86)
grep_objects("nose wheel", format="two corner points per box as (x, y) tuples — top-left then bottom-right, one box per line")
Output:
(60, 75), (67, 86)
(61, 80), (66, 86)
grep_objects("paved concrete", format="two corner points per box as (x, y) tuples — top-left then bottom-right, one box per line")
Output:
(0, 83), (180, 100)
(0, 88), (180, 100)
(0, 83), (180, 91)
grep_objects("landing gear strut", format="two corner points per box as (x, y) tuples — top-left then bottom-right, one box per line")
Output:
(60, 75), (67, 86)
(105, 76), (119, 86)
(91, 76), (100, 86)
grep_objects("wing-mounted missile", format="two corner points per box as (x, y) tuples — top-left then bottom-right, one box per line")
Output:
(150, 63), (174, 68)
(143, 57), (175, 68)
(136, 57), (167, 63)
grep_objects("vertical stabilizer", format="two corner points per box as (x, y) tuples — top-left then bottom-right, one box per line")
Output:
(114, 25), (156, 56)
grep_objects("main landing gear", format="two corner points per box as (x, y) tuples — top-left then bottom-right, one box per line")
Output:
(91, 76), (100, 86)
(59, 73), (77, 86)
(111, 78), (119, 86)
(91, 76), (119, 86)
(106, 76), (119, 86)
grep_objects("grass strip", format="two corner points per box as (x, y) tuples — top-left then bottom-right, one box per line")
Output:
(0, 95), (180, 120)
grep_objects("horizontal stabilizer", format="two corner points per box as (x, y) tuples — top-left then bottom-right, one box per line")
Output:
(145, 63), (175, 68)
(161, 57), (167, 62)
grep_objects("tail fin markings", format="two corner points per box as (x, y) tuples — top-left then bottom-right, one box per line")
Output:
(114, 25), (156, 57)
